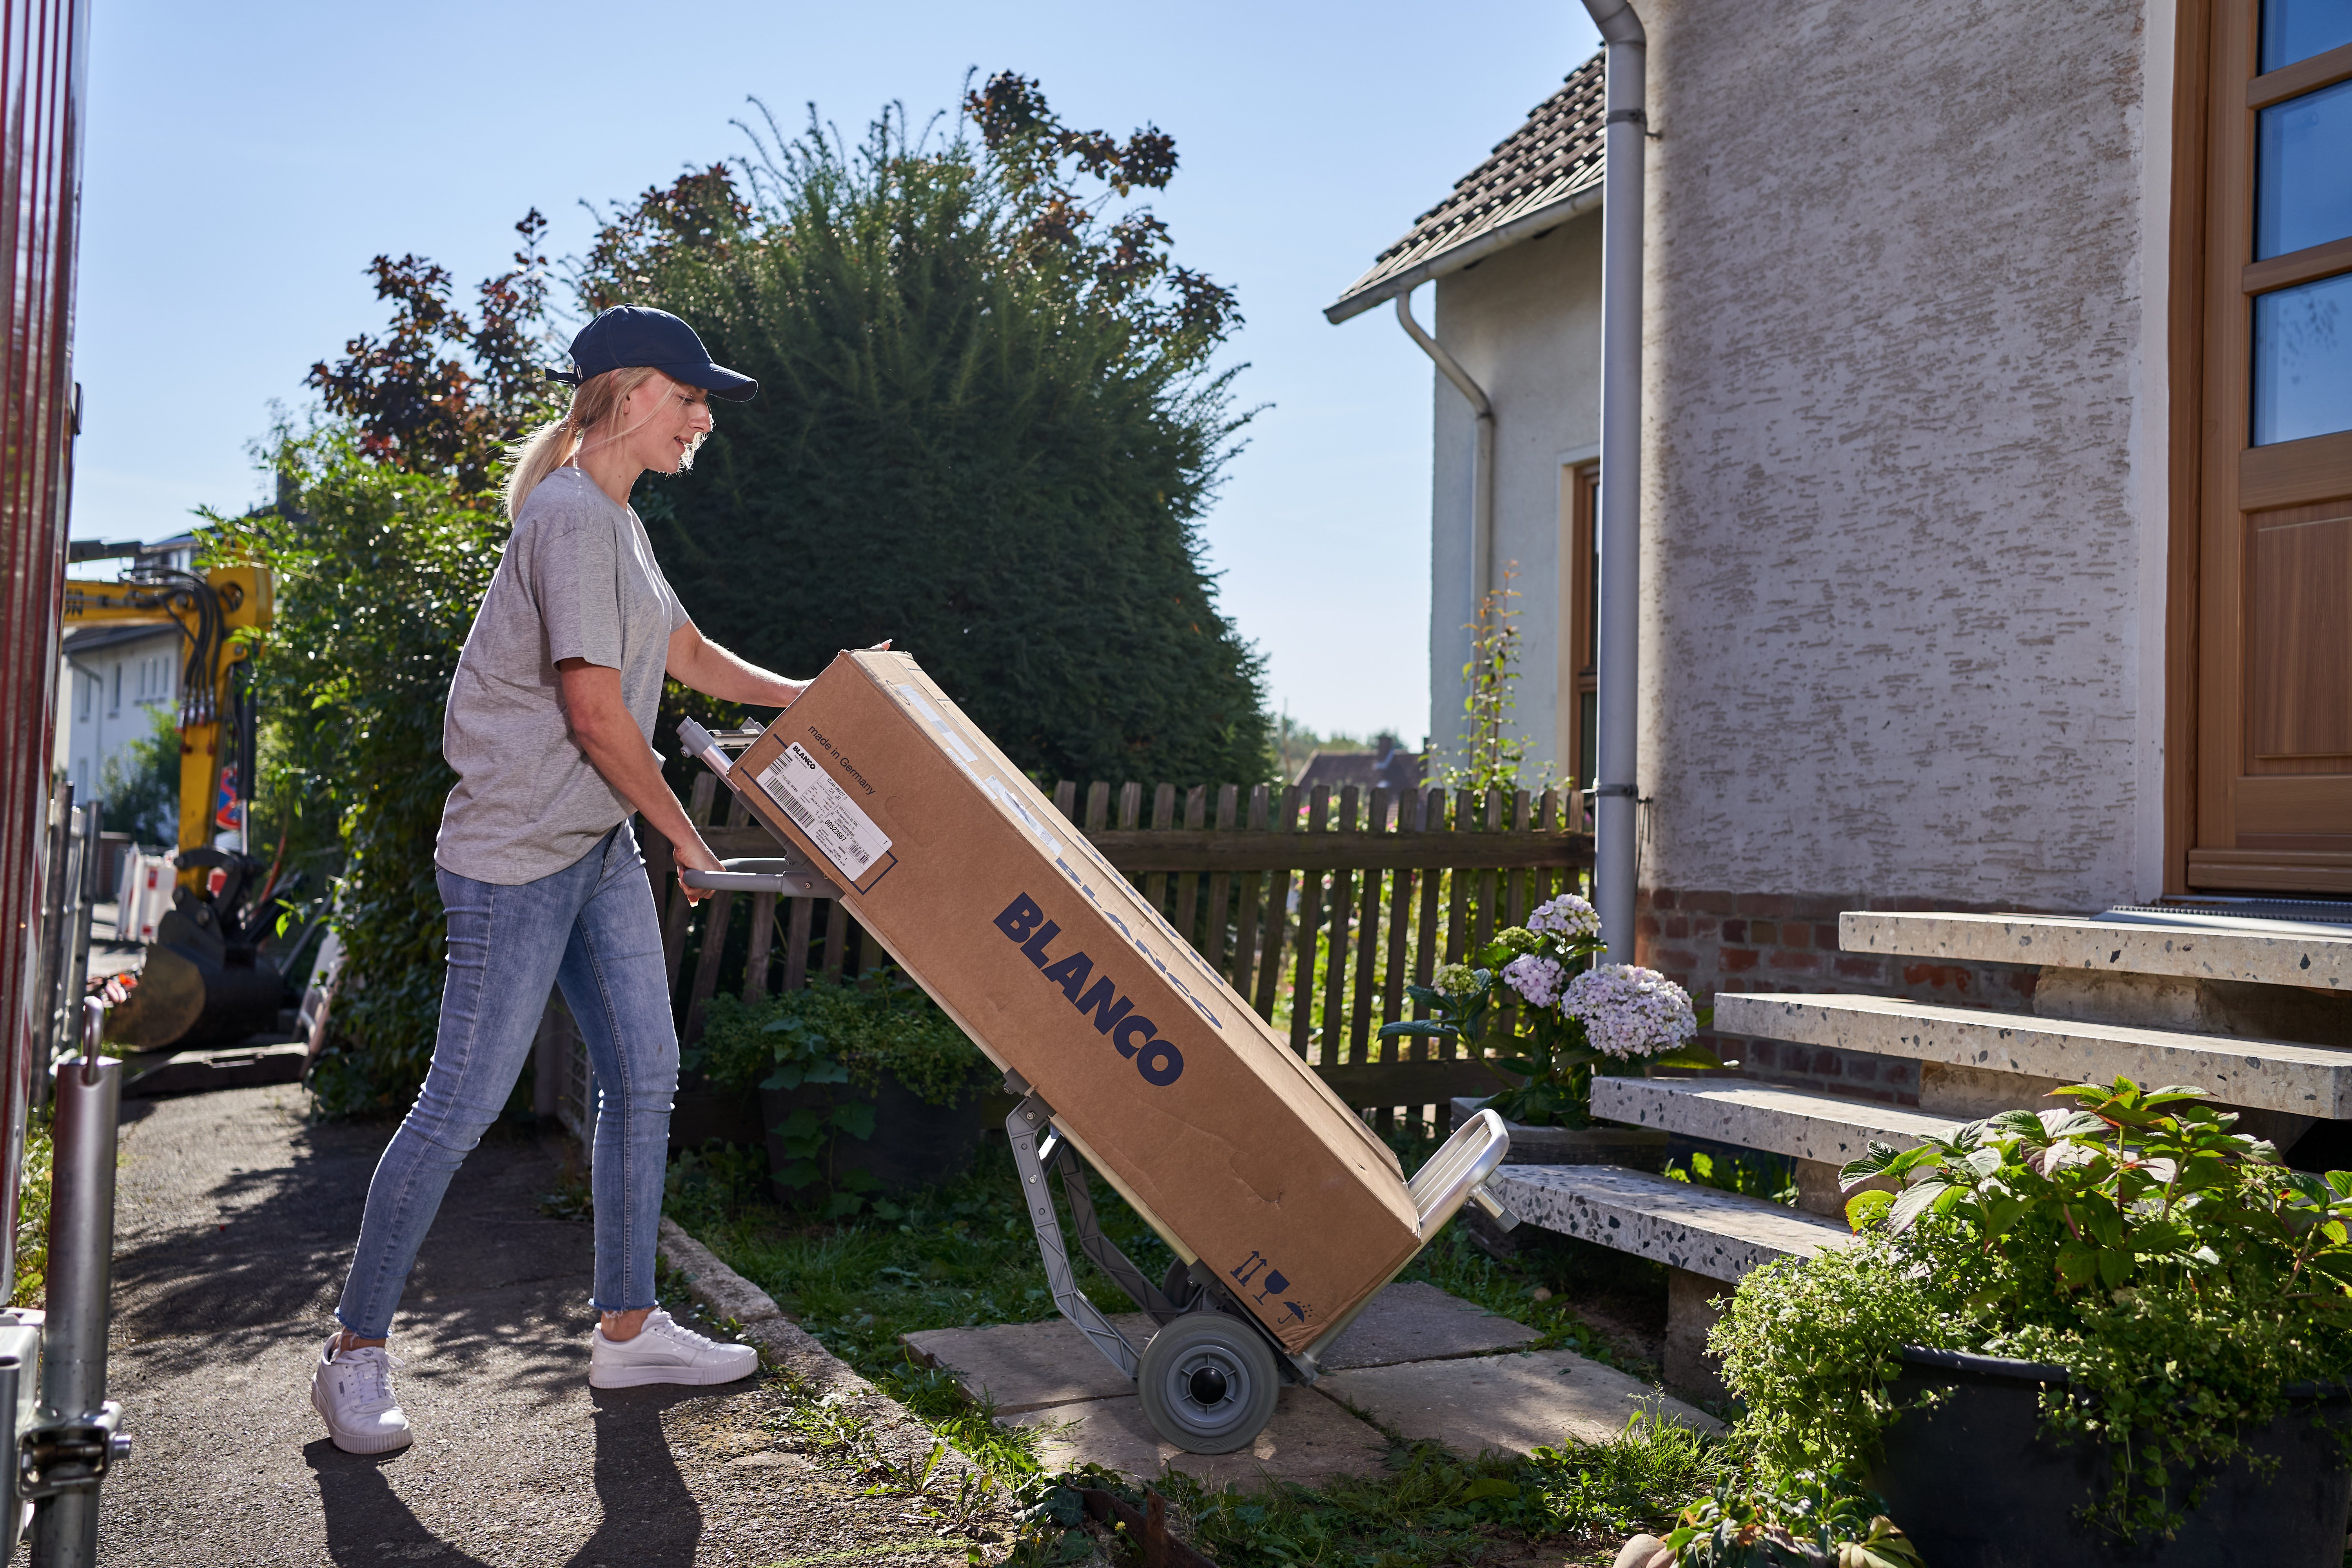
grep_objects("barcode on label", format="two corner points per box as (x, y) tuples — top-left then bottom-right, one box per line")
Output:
(754, 742), (893, 876)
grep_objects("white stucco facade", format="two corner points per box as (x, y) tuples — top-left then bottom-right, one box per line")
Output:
(1425, 212), (1604, 781)
(1405, 0), (2171, 913)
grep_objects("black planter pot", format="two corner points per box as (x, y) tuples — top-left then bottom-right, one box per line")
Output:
(760, 1073), (988, 1198)
(1868, 1345), (2352, 1568)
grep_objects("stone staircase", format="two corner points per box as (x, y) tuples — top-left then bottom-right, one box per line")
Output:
(1487, 908), (2352, 1400)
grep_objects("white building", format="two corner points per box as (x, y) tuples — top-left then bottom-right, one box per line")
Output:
(1328, 1), (2351, 980)
(57, 624), (180, 820)
(53, 534), (196, 833)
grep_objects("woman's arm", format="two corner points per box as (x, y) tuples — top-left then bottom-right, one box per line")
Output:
(666, 621), (804, 708)
(557, 658), (723, 903)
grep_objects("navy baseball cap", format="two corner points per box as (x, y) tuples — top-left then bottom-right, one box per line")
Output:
(554, 306), (757, 401)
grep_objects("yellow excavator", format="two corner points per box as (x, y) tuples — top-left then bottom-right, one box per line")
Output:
(60, 555), (287, 1050)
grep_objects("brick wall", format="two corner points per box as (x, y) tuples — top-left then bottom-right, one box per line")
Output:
(1635, 889), (2051, 1107)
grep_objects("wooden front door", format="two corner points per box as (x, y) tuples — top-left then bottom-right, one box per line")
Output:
(2189, 0), (2352, 894)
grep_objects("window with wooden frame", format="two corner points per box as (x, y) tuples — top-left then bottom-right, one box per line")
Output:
(2181, 0), (2352, 895)
(1557, 461), (1600, 790)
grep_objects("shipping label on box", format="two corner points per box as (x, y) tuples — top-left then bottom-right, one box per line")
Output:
(723, 650), (1421, 1352)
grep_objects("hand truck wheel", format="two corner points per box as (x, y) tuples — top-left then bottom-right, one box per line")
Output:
(1136, 1312), (1281, 1454)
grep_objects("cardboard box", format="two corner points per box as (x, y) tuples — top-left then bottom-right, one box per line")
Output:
(716, 650), (1423, 1353)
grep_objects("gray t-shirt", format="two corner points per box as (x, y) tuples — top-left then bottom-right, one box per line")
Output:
(436, 466), (690, 884)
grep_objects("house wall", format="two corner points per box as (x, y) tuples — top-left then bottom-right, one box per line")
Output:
(55, 631), (180, 824)
(1634, 0), (2161, 922)
(1426, 212), (1604, 777)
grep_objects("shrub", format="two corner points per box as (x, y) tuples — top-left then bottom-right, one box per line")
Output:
(206, 429), (508, 1116)
(1707, 1077), (2352, 1544)
(577, 79), (1273, 786)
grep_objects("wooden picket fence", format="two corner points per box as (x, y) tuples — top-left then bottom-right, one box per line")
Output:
(550, 775), (1593, 1141)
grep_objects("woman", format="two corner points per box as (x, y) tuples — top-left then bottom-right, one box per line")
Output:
(312, 306), (802, 1454)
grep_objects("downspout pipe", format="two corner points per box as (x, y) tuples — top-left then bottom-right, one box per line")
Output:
(1394, 289), (1497, 633)
(1582, 0), (1646, 965)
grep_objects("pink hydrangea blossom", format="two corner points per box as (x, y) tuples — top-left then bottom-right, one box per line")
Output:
(1501, 954), (1566, 1008)
(1562, 964), (1697, 1059)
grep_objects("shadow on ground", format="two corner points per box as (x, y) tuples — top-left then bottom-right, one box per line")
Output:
(96, 1085), (968, 1568)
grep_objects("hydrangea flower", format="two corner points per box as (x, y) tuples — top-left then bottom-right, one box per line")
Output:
(1527, 894), (1603, 942)
(1563, 964), (1697, 1059)
(1493, 926), (1541, 956)
(1501, 953), (1566, 1008)
(1432, 962), (1485, 998)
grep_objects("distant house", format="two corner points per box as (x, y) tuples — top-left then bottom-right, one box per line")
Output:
(53, 533), (197, 829)
(57, 622), (179, 819)
(1294, 733), (1426, 800)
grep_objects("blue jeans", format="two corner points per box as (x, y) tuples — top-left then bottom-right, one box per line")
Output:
(335, 822), (677, 1339)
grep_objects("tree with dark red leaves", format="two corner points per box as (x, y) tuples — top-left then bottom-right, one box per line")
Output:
(305, 210), (559, 497)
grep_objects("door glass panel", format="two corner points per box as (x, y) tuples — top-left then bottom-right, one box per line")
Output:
(2261, 0), (2352, 73)
(2253, 270), (2352, 445)
(2257, 78), (2352, 259)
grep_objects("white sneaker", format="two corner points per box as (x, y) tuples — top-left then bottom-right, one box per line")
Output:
(309, 1338), (414, 1454)
(588, 1309), (759, 1389)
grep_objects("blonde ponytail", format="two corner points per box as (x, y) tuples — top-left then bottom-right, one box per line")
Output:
(502, 364), (666, 519)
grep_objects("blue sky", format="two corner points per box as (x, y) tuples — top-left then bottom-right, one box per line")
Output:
(73, 0), (1600, 741)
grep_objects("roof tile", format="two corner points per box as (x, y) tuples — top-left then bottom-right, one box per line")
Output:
(1329, 53), (1606, 318)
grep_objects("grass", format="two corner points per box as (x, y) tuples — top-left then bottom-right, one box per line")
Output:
(666, 1119), (1722, 1564)
(11, 1118), (50, 1310)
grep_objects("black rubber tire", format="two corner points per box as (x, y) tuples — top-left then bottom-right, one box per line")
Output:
(1159, 1259), (1202, 1318)
(1136, 1312), (1282, 1455)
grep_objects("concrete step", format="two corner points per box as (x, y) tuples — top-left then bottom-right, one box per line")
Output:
(1592, 1076), (1964, 1166)
(1715, 991), (2352, 1118)
(1840, 911), (2352, 993)
(1485, 1162), (1849, 1283)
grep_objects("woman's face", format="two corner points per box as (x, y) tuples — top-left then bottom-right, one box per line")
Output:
(616, 371), (714, 475)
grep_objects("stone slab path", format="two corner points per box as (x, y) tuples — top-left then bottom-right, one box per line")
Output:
(1319, 1348), (1720, 1458)
(97, 1084), (976, 1568)
(903, 1279), (1714, 1486)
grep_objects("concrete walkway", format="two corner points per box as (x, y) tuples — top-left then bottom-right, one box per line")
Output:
(906, 1281), (1718, 1488)
(96, 1084), (979, 1568)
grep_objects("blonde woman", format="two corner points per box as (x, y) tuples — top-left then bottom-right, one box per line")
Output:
(312, 307), (800, 1454)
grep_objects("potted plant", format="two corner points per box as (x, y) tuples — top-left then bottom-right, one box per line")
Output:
(1380, 891), (1718, 1168)
(1697, 1077), (2352, 1567)
(690, 973), (995, 1218)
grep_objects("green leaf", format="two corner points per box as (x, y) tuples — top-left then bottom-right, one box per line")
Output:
(833, 1100), (878, 1140)
(1840, 1142), (1903, 1184)
(1377, 1020), (1459, 1039)
(1459, 1477), (1517, 1501)
(1649, 1043), (1725, 1071)
(1846, 1189), (1895, 1232)
(759, 1065), (806, 1091)
(769, 1159), (821, 1190)
(1886, 1181), (1951, 1234)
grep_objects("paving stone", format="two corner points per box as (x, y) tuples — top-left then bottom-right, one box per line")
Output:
(1315, 1348), (1722, 1458)
(904, 1312), (1156, 1414)
(1310, 1280), (1541, 1370)
(1008, 1386), (1387, 1488)
(904, 1281), (1540, 1415)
